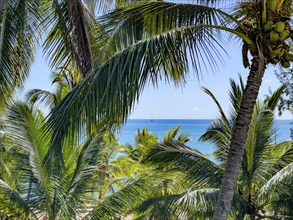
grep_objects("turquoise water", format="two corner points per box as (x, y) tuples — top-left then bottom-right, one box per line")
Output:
(118, 119), (292, 155)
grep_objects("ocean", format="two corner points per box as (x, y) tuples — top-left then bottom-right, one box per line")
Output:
(117, 119), (292, 155)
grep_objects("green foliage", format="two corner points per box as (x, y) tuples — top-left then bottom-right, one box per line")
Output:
(0, 0), (40, 103)
(0, 101), (136, 219)
(89, 77), (293, 219)
(44, 1), (233, 163)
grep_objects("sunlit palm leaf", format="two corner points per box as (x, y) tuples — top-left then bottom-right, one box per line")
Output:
(242, 85), (287, 188)
(258, 141), (293, 198)
(134, 188), (219, 220)
(145, 141), (223, 188)
(0, 179), (36, 219)
(0, 0), (39, 97)
(42, 0), (93, 77)
(45, 23), (226, 165)
(26, 89), (56, 109)
(5, 102), (55, 217)
(84, 174), (177, 220)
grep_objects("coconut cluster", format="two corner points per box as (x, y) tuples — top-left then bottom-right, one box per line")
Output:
(265, 20), (293, 68)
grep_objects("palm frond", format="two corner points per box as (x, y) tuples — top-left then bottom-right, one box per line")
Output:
(45, 23), (226, 164)
(258, 141), (293, 197)
(134, 188), (220, 220)
(243, 85), (289, 187)
(25, 89), (56, 109)
(163, 125), (191, 144)
(62, 136), (106, 216)
(0, 0), (39, 96)
(200, 79), (240, 164)
(202, 87), (230, 128)
(5, 102), (53, 215)
(199, 120), (231, 165)
(228, 76), (244, 121)
(0, 179), (36, 219)
(265, 83), (288, 110)
(145, 141), (223, 188)
(42, 0), (93, 77)
(99, 1), (228, 51)
(84, 174), (175, 220)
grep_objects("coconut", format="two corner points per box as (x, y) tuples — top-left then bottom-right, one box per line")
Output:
(265, 21), (274, 31)
(284, 53), (293, 61)
(281, 60), (290, 68)
(274, 21), (285, 33)
(279, 30), (290, 41)
(270, 30), (279, 41)
(271, 47), (282, 58)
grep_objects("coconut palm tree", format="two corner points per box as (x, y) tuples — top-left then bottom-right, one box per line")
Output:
(0, 100), (192, 219)
(0, 101), (131, 219)
(144, 78), (293, 219)
(43, 1), (293, 218)
(87, 78), (292, 219)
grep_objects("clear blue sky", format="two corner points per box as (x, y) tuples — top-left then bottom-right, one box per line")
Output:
(21, 41), (292, 120)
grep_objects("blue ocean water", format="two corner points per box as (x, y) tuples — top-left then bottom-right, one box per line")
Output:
(117, 119), (292, 155)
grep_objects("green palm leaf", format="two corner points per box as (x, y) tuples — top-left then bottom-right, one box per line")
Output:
(258, 141), (293, 198)
(84, 174), (175, 220)
(42, 0), (94, 77)
(134, 188), (220, 220)
(145, 141), (223, 188)
(0, 0), (39, 97)
(26, 89), (57, 109)
(0, 179), (37, 219)
(45, 23), (226, 164)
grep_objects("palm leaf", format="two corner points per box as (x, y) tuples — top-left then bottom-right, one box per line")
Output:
(134, 188), (220, 220)
(145, 141), (223, 188)
(258, 141), (293, 198)
(42, 0), (94, 77)
(26, 89), (57, 109)
(0, 179), (36, 219)
(202, 87), (230, 128)
(45, 23), (226, 165)
(84, 174), (177, 220)
(243, 85), (288, 188)
(5, 102), (53, 216)
(0, 0), (39, 97)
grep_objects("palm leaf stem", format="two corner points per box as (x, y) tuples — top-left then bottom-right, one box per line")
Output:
(203, 24), (253, 44)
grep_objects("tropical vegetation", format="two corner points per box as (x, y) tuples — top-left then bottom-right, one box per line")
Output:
(85, 77), (293, 219)
(41, 1), (293, 217)
(0, 0), (293, 219)
(0, 76), (292, 219)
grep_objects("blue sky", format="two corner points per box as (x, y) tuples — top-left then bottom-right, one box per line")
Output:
(21, 41), (292, 120)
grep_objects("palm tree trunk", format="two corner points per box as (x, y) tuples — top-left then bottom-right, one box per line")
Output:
(213, 56), (266, 219)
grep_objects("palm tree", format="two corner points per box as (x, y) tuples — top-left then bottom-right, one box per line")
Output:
(198, 77), (293, 218)
(26, 70), (77, 110)
(0, 100), (185, 219)
(43, 1), (293, 218)
(89, 78), (293, 219)
(0, 103), (100, 219)
(0, 0), (120, 105)
(0, 101), (130, 219)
